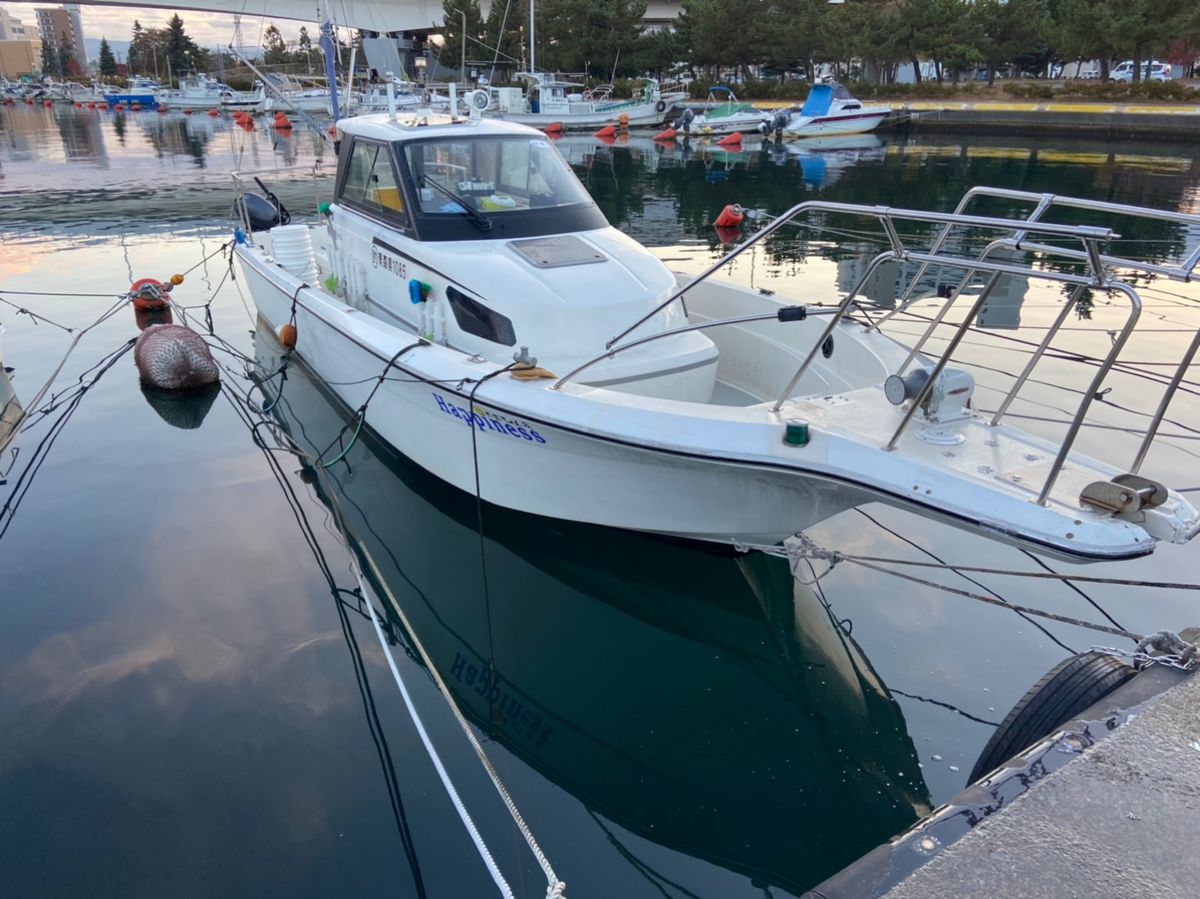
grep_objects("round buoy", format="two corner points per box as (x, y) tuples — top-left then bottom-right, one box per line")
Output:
(183, 107), (192, 115)
(653, 127), (677, 142)
(593, 123), (617, 139)
(87, 101), (96, 109)
(713, 204), (745, 228)
(717, 131), (743, 148)
(170, 273), (184, 286)
(43, 99), (53, 108)
(129, 278), (170, 311)
(542, 121), (563, 134)
(157, 106), (167, 114)
(134, 324), (220, 390)
(131, 101), (141, 111)
(208, 108), (219, 117)
(99, 102), (108, 110)
(273, 112), (292, 129)
(74, 101), (82, 109)
(278, 323), (297, 349)
(968, 650), (1138, 783)
(327, 125), (337, 137)
(618, 112), (629, 131)
(24, 97), (33, 105)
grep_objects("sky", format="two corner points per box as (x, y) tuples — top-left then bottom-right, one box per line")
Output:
(1, 3), (314, 50)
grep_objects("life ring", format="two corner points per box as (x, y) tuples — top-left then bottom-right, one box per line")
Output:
(968, 650), (1137, 783)
(655, 100), (666, 113)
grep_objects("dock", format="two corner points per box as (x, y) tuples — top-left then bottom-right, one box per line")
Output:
(802, 654), (1199, 898)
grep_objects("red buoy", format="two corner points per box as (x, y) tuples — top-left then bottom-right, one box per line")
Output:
(593, 123), (617, 139)
(183, 107), (193, 115)
(716, 131), (743, 148)
(652, 126), (677, 142)
(129, 278), (171, 311)
(278, 323), (298, 349)
(157, 106), (167, 114)
(327, 125), (337, 137)
(74, 101), (82, 109)
(131, 101), (142, 111)
(99, 102), (108, 110)
(273, 112), (292, 129)
(542, 121), (563, 134)
(713, 204), (745, 228)
(207, 108), (219, 117)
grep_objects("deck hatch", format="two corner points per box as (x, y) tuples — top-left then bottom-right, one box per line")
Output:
(508, 235), (607, 268)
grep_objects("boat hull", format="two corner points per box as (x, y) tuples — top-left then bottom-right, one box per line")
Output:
(784, 110), (889, 138)
(491, 101), (671, 130)
(103, 92), (158, 109)
(237, 253), (864, 544)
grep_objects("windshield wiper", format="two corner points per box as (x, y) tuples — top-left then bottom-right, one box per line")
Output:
(421, 175), (493, 232)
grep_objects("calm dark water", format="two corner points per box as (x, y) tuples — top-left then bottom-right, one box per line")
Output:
(2, 104), (1199, 897)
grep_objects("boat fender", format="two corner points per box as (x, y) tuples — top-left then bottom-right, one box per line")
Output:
(968, 651), (1137, 783)
(713, 204), (745, 228)
(656, 100), (666, 113)
(278, 323), (298, 349)
(134, 324), (220, 390)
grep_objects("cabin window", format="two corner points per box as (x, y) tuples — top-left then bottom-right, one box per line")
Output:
(446, 286), (516, 346)
(404, 135), (592, 215)
(340, 139), (408, 223)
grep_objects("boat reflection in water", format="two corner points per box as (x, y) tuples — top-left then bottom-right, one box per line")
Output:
(254, 323), (930, 895)
(1, 332), (20, 482)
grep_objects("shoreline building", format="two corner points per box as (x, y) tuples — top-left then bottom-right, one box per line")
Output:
(35, 5), (87, 67)
(0, 9), (42, 79)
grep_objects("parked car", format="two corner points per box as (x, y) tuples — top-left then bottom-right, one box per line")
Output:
(1111, 60), (1171, 82)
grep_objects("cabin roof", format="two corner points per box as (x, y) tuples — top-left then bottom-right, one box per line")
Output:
(336, 113), (541, 142)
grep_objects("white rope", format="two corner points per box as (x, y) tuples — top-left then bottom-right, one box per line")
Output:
(353, 552), (568, 898)
(357, 565), (516, 899)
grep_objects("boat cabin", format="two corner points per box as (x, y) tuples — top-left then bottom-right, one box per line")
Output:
(318, 114), (716, 398)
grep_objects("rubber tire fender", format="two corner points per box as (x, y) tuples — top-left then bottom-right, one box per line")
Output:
(656, 100), (666, 113)
(968, 650), (1136, 783)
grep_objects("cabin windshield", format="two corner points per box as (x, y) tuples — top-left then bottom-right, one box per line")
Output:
(402, 135), (593, 216)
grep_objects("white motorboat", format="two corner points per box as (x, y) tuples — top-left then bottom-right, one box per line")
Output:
(764, 83), (891, 138)
(158, 73), (231, 110)
(260, 74), (334, 114)
(677, 86), (771, 136)
(232, 112), (1200, 561)
(220, 82), (267, 113)
(488, 73), (684, 129)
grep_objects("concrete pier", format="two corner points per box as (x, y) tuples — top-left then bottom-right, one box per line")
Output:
(892, 100), (1200, 141)
(802, 661), (1200, 898)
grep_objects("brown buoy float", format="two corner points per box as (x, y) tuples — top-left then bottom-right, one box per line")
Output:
(134, 325), (220, 390)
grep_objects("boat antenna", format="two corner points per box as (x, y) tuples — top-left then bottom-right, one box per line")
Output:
(529, 0), (535, 73)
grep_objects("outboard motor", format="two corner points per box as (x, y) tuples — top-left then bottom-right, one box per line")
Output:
(675, 106), (695, 134)
(760, 109), (790, 136)
(234, 176), (291, 233)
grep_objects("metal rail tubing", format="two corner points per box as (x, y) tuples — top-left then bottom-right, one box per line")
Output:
(1131, 327), (1200, 474)
(990, 284), (1087, 427)
(550, 308), (835, 391)
(896, 238), (1015, 376)
(885, 271), (1006, 451)
(603, 200), (1117, 351)
(1036, 279), (1142, 504)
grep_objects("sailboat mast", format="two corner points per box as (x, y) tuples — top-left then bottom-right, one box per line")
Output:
(529, 0), (535, 73)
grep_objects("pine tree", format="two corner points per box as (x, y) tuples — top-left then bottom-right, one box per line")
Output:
(99, 37), (118, 78)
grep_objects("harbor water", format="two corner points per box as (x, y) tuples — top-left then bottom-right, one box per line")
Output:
(2, 105), (1199, 897)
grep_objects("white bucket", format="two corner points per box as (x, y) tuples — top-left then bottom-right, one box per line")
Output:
(271, 224), (318, 283)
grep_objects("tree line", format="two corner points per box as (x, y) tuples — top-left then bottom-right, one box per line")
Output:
(437, 0), (1200, 84)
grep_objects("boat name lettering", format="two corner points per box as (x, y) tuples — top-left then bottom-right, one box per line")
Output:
(370, 239), (407, 279)
(433, 393), (547, 444)
(450, 652), (553, 749)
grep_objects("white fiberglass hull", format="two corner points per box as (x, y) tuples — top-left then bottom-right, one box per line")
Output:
(235, 243), (1195, 560)
(784, 110), (889, 138)
(159, 94), (225, 110)
(689, 112), (770, 136)
(492, 101), (671, 130)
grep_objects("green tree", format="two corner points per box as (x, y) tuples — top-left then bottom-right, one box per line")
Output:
(440, 0), (485, 74)
(262, 23), (289, 66)
(98, 37), (118, 78)
(40, 40), (56, 76)
(56, 34), (73, 78)
(164, 14), (206, 80)
(538, 0), (647, 78)
(1053, 0), (1121, 80)
(972, 0), (1049, 85)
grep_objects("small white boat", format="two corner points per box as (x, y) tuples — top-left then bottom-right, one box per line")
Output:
(488, 73), (684, 129)
(766, 83), (891, 138)
(220, 82), (267, 113)
(678, 86), (770, 136)
(233, 113), (1200, 562)
(158, 73), (230, 110)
